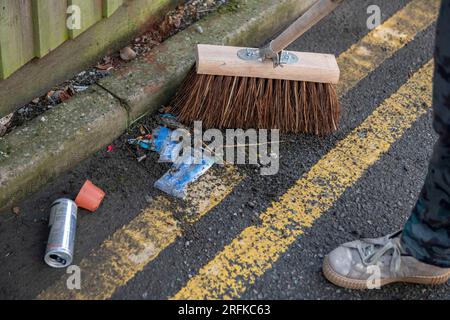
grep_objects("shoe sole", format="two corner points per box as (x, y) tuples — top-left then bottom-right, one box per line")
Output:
(322, 256), (450, 290)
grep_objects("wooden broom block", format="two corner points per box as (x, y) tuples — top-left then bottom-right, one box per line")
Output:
(196, 44), (340, 84)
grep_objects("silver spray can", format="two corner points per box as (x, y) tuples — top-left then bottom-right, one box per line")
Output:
(44, 198), (77, 268)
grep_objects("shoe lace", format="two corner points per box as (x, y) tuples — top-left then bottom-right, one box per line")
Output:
(356, 235), (402, 274)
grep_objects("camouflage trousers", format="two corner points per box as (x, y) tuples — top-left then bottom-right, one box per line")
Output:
(401, 0), (450, 268)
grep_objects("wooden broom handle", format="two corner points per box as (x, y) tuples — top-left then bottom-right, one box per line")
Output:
(271, 0), (344, 53)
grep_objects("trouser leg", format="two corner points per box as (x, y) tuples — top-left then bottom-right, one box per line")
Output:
(401, 0), (450, 268)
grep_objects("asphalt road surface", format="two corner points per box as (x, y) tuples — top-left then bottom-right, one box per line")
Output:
(1, 0), (448, 300)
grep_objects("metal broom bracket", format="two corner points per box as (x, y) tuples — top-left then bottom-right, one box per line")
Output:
(237, 41), (299, 68)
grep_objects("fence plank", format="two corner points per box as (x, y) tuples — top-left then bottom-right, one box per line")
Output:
(103, 0), (123, 18)
(68, 0), (103, 39)
(0, 0), (35, 80)
(32, 0), (69, 58)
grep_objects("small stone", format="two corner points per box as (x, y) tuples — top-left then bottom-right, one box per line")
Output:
(195, 25), (204, 34)
(120, 46), (137, 61)
(145, 195), (153, 203)
(12, 207), (20, 215)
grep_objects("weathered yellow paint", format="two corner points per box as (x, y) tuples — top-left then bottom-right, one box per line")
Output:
(37, 167), (243, 300)
(184, 166), (243, 223)
(172, 60), (434, 300)
(337, 0), (440, 96)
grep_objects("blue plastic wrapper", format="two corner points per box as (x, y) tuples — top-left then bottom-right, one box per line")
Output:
(128, 125), (216, 198)
(151, 126), (172, 153)
(127, 139), (152, 149)
(159, 137), (182, 163)
(154, 154), (215, 199)
(128, 126), (179, 162)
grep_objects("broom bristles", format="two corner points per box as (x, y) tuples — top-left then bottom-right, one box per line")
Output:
(171, 66), (340, 135)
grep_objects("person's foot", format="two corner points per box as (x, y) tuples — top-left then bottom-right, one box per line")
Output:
(323, 231), (450, 289)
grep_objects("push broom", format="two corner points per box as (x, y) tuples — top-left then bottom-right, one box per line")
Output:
(171, 0), (343, 135)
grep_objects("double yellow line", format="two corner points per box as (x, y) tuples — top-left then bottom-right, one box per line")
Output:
(38, 0), (440, 300)
(172, 0), (439, 300)
(173, 59), (434, 299)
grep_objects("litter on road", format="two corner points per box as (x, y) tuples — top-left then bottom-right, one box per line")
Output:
(44, 198), (77, 268)
(155, 154), (215, 199)
(127, 123), (215, 199)
(75, 180), (106, 212)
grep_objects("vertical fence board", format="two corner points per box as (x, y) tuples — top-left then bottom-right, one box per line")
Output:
(32, 0), (69, 58)
(68, 0), (103, 39)
(103, 0), (123, 18)
(0, 0), (124, 80)
(0, 0), (35, 80)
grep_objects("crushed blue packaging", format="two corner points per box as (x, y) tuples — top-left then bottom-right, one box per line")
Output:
(151, 126), (172, 152)
(128, 125), (216, 198)
(154, 154), (215, 199)
(128, 126), (178, 161)
(127, 139), (153, 150)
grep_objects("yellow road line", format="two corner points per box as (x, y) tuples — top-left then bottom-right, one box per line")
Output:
(173, 60), (434, 300)
(38, 0), (439, 300)
(337, 0), (439, 95)
(38, 166), (242, 300)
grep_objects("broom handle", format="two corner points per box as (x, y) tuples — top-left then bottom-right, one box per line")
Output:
(271, 0), (344, 53)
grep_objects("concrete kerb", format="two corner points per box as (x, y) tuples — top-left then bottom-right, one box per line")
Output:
(0, 0), (316, 210)
(0, 85), (127, 210)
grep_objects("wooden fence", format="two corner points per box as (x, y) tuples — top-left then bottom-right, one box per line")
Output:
(0, 0), (123, 80)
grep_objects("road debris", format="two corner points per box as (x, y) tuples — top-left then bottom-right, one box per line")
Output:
(44, 198), (77, 268)
(127, 123), (215, 198)
(137, 155), (148, 162)
(0, 113), (15, 137)
(73, 85), (89, 93)
(195, 24), (204, 34)
(157, 113), (188, 130)
(75, 180), (106, 212)
(155, 154), (215, 199)
(120, 46), (137, 61)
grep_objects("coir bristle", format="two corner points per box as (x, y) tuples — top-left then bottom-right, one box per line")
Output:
(171, 67), (340, 135)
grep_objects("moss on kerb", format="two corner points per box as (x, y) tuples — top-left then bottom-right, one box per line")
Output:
(217, 0), (243, 13)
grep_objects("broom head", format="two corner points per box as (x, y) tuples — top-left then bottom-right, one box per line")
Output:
(171, 44), (340, 135)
